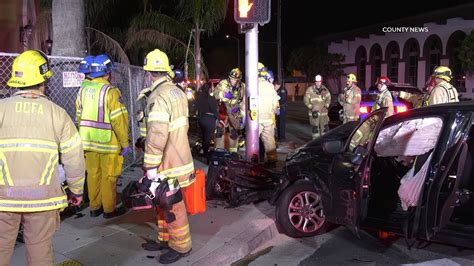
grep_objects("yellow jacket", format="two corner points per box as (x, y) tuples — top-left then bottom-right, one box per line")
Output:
(258, 78), (279, 124)
(0, 90), (85, 212)
(76, 77), (129, 153)
(143, 77), (195, 188)
(304, 85), (331, 114)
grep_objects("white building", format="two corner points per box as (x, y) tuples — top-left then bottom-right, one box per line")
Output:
(323, 4), (474, 99)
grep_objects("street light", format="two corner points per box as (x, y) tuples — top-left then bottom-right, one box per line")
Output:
(226, 34), (240, 69)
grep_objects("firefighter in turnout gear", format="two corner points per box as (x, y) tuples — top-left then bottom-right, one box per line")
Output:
(0, 50), (85, 265)
(338, 73), (362, 123)
(214, 68), (246, 153)
(304, 74), (331, 139)
(373, 76), (394, 116)
(258, 62), (279, 164)
(141, 49), (194, 264)
(76, 54), (129, 219)
(396, 66), (459, 107)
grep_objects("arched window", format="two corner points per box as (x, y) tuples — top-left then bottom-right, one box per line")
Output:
(355, 46), (367, 89)
(403, 38), (420, 86)
(385, 41), (399, 82)
(423, 35), (442, 80)
(370, 44), (382, 86)
(447, 31), (467, 92)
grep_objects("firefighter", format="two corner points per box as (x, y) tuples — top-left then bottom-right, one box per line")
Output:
(395, 66), (459, 107)
(258, 62), (279, 165)
(76, 54), (129, 219)
(214, 68), (246, 153)
(304, 74), (331, 139)
(338, 73), (362, 123)
(373, 76), (394, 116)
(140, 49), (194, 264)
(0, 50), (85, 265)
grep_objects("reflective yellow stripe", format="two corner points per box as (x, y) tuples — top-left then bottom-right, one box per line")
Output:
(160, 162), (194, 178)
(148, 111), (169, 123)
(169, 224), (189, 235)
(60, 133), (82, 153)
(110, 107), (128, 120)
(67, 177), (85, 194)
(39, 152), (59, 185)
(0, 138), (57, 152)
(144, 153), (162, 165)
(0, 195), (68, 212)
(0, 152), (14, 186)
(140, 127), (147, 137)
(172, 236), (192, 246)
(82, 141), (120, 153)
(169, 116), (188, 132)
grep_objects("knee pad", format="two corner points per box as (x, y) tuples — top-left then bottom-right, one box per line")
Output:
(216, 127), (224, 138)
(312, 126), (319, 134)
(230, 128), (239, 140)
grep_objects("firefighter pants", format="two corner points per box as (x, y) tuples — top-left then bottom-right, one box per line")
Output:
(85, 152), (123, 213)
(309, 114), (329, 139)
(0, 210), (59, 266)
(259, 122), (277, 162)
(215, 124), (240, 153)
(156, 200), (192, 253)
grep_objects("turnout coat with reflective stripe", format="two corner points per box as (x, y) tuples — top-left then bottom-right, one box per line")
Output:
(143, 77), (194, 188)
(76, 77), (129, 153)
(0, 90), (85, 212)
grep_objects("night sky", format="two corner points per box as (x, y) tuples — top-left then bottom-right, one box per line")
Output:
(203, 0), (474, 78)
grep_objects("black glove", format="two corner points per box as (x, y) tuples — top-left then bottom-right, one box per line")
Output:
(312, 111), (319, 119)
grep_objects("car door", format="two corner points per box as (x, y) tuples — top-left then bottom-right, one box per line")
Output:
(421, 111), (473, 242)
(322, 108), (387, 236)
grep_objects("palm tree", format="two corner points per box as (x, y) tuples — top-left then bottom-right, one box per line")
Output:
(51, 0), (86, 56)
(176, 0), (228, 83)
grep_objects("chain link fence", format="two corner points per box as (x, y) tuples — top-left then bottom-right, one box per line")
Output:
(0, 52), (151, 169)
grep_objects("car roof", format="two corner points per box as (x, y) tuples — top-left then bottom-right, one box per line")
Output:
(382, 100), (474, 124)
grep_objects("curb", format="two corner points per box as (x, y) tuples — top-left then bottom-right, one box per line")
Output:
(191, 220), (278, 265)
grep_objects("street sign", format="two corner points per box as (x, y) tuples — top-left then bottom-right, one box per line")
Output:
(234, 0), (271, 24)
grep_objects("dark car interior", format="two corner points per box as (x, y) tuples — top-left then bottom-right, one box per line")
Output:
(363, 118), (474, 236)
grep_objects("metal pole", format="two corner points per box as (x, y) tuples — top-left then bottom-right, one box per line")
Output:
(237, 38), (240, 69)
(127, 67), (136, 161)
(245, 24), (259, 162)
(277, 0), (282, 84)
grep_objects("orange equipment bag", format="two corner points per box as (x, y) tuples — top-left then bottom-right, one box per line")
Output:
(182, 168), (206, 215)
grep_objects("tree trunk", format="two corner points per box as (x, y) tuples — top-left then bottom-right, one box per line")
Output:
(51, 0), (85, 56)
(194, 24), (202, 86)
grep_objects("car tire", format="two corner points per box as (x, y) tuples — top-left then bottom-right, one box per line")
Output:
(275, 180), (331, 238)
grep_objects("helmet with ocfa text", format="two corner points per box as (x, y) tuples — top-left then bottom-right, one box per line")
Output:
(346, 73), (357, 82)
(376, 76), (391, 86)
(143, 49), (173, 75)
(432, 66), (452, 82)
(258, 62), (267, 77)
(229, 68), (242, 80)
(7, 50), (53, 88)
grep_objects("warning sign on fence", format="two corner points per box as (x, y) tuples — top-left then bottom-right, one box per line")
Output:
(62, 72), (85, 88)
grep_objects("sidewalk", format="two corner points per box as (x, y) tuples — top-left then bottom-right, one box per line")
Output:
(9, 154), (286, 266)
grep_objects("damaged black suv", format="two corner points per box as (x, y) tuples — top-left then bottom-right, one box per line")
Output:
(272, 102), (474, 248)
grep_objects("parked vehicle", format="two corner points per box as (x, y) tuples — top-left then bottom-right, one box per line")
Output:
(272, 102), (474, 249)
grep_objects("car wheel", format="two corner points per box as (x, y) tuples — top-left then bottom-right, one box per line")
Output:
(275, 180), (331, 237)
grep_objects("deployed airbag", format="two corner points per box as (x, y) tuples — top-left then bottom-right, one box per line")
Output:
(375, 117), (442, 156)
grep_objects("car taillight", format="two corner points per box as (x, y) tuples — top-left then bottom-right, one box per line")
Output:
(360, 106), (370, 113)
(396, 105), (407, 113)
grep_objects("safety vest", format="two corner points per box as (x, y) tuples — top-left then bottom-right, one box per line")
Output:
(77, 80), (112, 145)
(423, 82), (458, 107)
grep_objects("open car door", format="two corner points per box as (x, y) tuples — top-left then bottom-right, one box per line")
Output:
(323, 108), (388, 237)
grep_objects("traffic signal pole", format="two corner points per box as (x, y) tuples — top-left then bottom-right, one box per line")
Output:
(245, 24), (259, 162)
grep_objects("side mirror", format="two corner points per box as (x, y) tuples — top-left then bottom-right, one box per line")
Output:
(323, 140), (344, 154)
